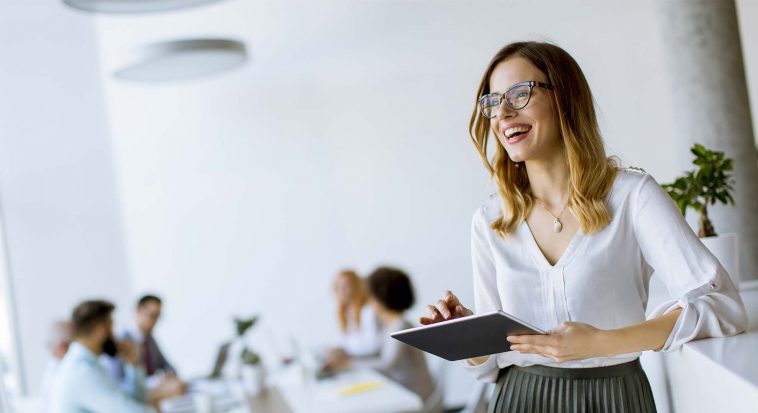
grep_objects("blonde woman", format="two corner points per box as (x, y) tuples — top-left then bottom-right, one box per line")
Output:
(421, 41), (747, 412)
(323, 270), (382, 371)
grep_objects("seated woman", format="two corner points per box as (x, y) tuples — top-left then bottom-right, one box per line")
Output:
(323, 270), (383, 368)
(336, 269), (383, 356)
(353, 266), (436, 402)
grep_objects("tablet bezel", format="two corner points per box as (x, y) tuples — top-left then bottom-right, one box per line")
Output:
(390, 311), (548, 361)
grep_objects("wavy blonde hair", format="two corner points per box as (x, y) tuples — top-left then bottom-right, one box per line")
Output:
(334, 270), (367, 333)
(469, 41), (619, 237)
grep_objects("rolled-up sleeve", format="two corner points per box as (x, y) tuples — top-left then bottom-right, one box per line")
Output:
(632, 174), (747, 352)
(462, 206), (503, 382)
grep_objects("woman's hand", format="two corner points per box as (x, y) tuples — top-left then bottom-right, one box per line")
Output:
(507, 321), (610, 362)
(420, 291), (487, 366)
(419, 290), (473, 325)
(321, 348), (350, 373)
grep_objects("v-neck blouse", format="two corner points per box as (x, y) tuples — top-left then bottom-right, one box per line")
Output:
(465, 169), (747, 382)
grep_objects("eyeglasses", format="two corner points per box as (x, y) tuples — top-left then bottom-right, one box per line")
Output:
(478, 81), (554, 118)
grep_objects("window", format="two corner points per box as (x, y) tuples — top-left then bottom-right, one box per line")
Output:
(0, 218), (21, 407)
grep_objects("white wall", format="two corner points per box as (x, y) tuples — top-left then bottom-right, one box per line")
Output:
(89, 0), (758, 407)
(0, 1), (133, 395)
(737, 0), (758, 140)
(0, 0), (753, 405)
(90, 0), (681, 404)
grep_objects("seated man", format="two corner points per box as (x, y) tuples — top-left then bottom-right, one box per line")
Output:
(103, 294), (185, 400)
(40, 320), (72, 400)
(49, 300), (155, 413)
(127, 295), (177, 378)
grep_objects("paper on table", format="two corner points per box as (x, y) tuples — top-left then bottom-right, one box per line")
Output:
(335, 381), (384, 397)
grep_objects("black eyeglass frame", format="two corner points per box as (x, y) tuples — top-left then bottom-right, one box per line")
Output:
(478, 81), (554, 118)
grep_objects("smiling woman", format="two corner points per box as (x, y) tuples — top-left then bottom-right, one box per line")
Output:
(418, 41), (748, 413)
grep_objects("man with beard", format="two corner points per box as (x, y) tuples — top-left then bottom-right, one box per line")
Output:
(49, 300), (156, 413)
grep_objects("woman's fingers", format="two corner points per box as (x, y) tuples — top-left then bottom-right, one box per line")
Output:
(427, 304), (442, 318)
(508, 329), (577, 362)
(444, 290), (460, 307)
(454, 305), (463, 317)
(510, 343), (552, 358)
(454, 304), (473, 317)
(506, 334), (553, 346)
(420, 291), (472, 324)
(445, 291), (474, 317)
(434, 299), (453, 319)
(419, 305), (444, 325)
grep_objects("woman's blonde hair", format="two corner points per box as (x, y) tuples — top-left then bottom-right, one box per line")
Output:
(335, 270), (367, 333)
(468, 41), (618, 237)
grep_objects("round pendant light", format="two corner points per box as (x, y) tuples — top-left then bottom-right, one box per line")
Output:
(62, 0), (226, 13)
(114, 38), (247, 82)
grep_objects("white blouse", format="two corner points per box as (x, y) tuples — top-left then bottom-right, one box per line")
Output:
(339, 304), (383, 357)
(465, 169), (747, 382)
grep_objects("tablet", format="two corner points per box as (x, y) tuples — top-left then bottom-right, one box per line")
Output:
(390, 311), (547, 361)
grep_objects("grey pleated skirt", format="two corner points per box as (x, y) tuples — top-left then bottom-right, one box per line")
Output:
(489, 359), (656, 413)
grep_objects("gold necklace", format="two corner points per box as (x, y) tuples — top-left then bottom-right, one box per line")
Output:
(534, 197), (568, 233)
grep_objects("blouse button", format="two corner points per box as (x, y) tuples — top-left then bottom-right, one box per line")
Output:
(709, 283), (717, 290)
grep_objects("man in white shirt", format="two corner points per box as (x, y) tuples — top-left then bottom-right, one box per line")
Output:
(48, 300), (155, 413)
(40, 320), (72, 401)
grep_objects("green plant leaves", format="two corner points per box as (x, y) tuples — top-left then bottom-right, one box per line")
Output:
(234, 315), (259, 337)
(241, 347), (261, 365)
(661, 143), (735, 236)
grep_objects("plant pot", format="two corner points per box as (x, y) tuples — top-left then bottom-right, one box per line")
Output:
(240, 364), (266, 397)
(701, 233), (739, 290)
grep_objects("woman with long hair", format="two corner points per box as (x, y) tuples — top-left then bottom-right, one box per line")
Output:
(420, 41), (747, 412)
(322, 270), (382, 371)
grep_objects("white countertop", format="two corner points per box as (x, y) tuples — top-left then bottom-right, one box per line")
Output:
(642, 279), (758, 413)
(677, 279), (758, 390)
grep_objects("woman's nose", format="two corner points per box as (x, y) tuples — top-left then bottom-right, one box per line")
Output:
(495, 101), (516, 119)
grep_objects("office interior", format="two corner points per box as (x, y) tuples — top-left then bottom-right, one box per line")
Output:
(1, 0), (758, 412)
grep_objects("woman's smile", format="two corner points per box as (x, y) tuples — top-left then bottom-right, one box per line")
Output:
(501, 123), (533, 144)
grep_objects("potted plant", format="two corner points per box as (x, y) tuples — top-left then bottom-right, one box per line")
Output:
(662, 143), (739, 288)
(233, 316), (266, 396)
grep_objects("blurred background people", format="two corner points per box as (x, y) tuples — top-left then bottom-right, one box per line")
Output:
(322, 270), (382, 372)
(48, 299), (155, 413)
(327, 266), (438, 407)
(127, 295), (179, 379)
(103, 294), (186, 403)
(40, 321), (72, 400)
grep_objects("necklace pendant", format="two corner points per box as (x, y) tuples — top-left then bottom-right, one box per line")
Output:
(553, 218), (563, 233)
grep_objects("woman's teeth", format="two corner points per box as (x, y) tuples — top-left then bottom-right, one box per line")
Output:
(504, 126), (531, 139)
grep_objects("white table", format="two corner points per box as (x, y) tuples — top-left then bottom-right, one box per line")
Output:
(644, 278), (758, 413)
(271, 366), (423, 413)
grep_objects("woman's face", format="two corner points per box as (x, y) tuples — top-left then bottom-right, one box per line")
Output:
(488, 57), (562, 163)
(334, 275), (354, 305)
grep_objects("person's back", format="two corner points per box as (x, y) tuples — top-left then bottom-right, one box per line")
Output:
(49, 300), (154, 413)
(378, 317), (434, 400)
(49, 342), (140, 413)
(357, 266), (437, 401)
